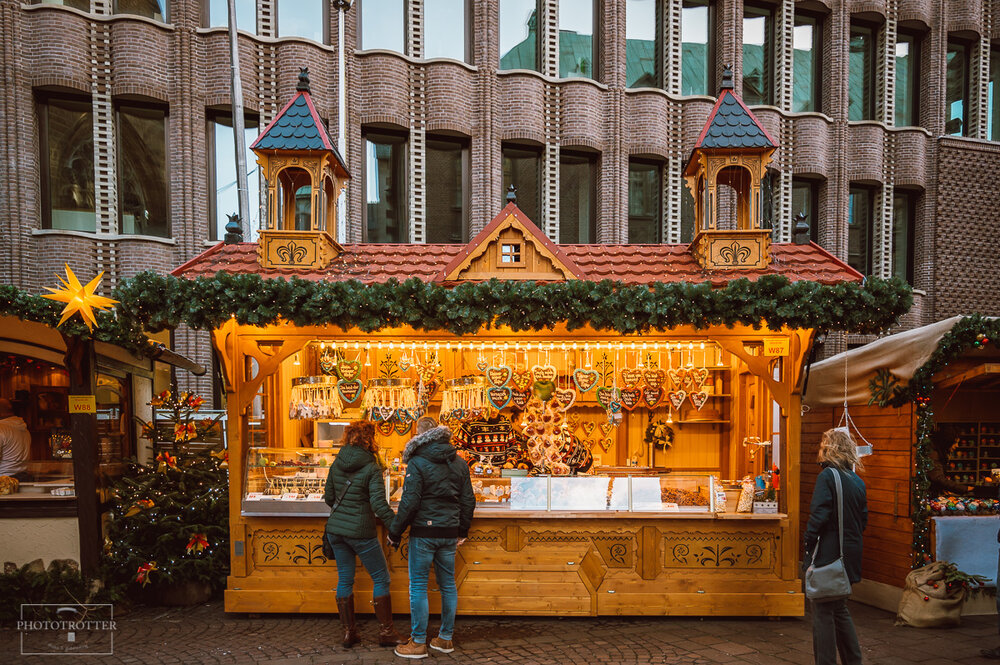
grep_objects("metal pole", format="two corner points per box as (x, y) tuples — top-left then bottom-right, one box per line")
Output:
(228, 0), (250, 236)
(335, 0), (354, 244)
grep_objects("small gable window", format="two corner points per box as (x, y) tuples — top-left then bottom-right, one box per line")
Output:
(500, 242), (523, 266)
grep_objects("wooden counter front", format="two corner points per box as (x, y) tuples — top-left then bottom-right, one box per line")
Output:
(224, 511), (804, 617)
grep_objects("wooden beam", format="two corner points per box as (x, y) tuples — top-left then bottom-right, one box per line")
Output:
(63, 335), (101, 577)
(934, 363), (1000, 390)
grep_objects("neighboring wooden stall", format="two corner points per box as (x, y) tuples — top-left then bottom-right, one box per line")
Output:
(171, 71), (873, 617)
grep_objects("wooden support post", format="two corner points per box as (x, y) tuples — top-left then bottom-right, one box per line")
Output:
(63, 335), (101, 577)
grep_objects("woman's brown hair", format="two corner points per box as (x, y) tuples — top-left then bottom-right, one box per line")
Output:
(344, 421), (377, 453)
(818, 427), (864, 472)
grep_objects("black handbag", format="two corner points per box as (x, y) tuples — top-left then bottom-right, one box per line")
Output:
(805, 468), (853, 602)
(321, 479), (352, 560)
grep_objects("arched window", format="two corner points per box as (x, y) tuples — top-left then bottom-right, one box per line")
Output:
(276, 167), (312, 231)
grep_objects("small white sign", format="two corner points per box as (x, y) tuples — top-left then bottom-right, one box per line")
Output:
(245, 492), (263, 500)
(280, 493), (300, 501)
(662, 502), (680, 512)
(306, 493), (324, 501)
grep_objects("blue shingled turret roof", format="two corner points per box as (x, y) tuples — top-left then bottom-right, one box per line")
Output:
(693, 67), (777, 150)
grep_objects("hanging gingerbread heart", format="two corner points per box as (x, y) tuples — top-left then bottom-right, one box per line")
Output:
(421, 378), (439, 401)
(619, 388), (641, 411)
(571, 368), (599, 393)
(511, 370), (533, 392)
(667, 389), (688, 411)
(377, 420), (395, 436)
(488, 387), (513, 411)
(487, 366), (512, 388)
(566, 412), (581, 431)
(531, 364), (557, 383)
(393, 418), (412, 435)
(643, 369), (665, 390)
(597, 436), (614, 453)
(596, 387), (618, 409)
(510, 389), (531, 410)
(378, 406), (396, 422)
(642, 387), (663, 408)
(620, 368), (643, 389)
(398, 356), (410, 371)
(533, 380), (555, 401)
(599, 422), (615, 437)
(667, 367), (685, 389)
(337, 359), (361, 381)
(689, 390), (710, 410)
(554, 388), (577, 412)
(337, 379), (363, 404)
(476, 358), (488, 372)
(680, 365), (696, 390)
(690, 367), (709, 387)
(319, 350), (338, 376)
(581, 421), (597, 437)
(396, 409), (416, 425)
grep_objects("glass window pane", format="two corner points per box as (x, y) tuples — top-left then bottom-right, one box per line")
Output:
(361, 0), (404, 52)
(626, 0), (658, 88)
(849, 26), (874, 121)
(211, 115), (260, 242)
(742, 7), (772, 105)
(277, 0), (324, 43)
(792, 16), (817, 112)
(118, 106), (169, 238)
(892, 193), (914, 283)
(365, 133), (408, 242)
(792, 179), (816, 242)
(502, 145), (541, 224)
(680, 182), (696, 242)
(628, 161), (661, 242)
(425, 0), (466, 61)
(43, 98), (96, 232)
(500, 0), (538, 71)
(114, 0), (166, 21)
(991, 48), (1000, 141)
(559, 0), (595, 79)
(559, 153), (595, 243)
(425, 138), (466, 243)
(681, 1), (710, 95)
(208, 0), (255, 32)
(946, 40), (969, 136)
(847, 187), (872, 275)
(895, 34), (917, 126)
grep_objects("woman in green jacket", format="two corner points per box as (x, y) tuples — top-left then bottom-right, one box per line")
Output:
(324, 421), (401, 648)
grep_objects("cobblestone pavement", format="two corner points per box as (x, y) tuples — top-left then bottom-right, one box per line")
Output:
(1, 600), (996, 664)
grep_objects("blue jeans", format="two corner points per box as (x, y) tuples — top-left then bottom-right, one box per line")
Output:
(326, 534), (391, 599)
(408, 537), (458, 644)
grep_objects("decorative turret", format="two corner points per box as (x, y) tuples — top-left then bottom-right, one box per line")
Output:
(251, 68), (350, 270)
(684, 66), (776, 270)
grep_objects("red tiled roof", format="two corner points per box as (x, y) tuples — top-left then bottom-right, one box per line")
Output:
(172, 241), (862, 285)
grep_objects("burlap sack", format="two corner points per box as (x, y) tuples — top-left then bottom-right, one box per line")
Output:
(895, 561), (966, 628)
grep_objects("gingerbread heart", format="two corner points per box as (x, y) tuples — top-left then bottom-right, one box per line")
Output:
(619, 388), (641, 411)
(667, 390), (687, 410)
(487, 366), (512, 388)
(596, 387), (619, 409)
(476, 358), (488, 372)
(512, 370), (533, 392)
(398, 356), (411, 371)
(377, 420), (395, 436)
(319, 351), (338, 376)
(337, 379), (363, 404)
(667, 367), (685, 389)
(599, 422), (615, 437)
(680, 365), (696, 389)
(420, 378), (439, 401)
(378, 406), (396, 422)
(511, 389), (531, 410)
(643, 369), (665, 390)
(393, 418), (412, 435)
(581, 421), (597, 437)
(566, 413), (581, 431)
(620, 368), (643, 389)
(690, 367), (709, 387)
(533, 380), (555, 401)
(396, 408), (415, 425)
(572, 368), (599, 393)
(532, 364), (557, 383)
(689, 390), (709, 410)
(554, 388), (577, 411)
(488, 387), (513, 411)
(337, 359), (361, 381)
(642, 387), (663, 408)
(597, 436), (614, 452)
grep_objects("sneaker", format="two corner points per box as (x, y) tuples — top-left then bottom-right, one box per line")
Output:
(429, 637), (454, 653)
(394, 638), (428, 659)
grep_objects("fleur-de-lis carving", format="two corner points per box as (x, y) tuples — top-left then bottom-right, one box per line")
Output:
(718, 241), (752, 265)
(275, 241), (308, 264)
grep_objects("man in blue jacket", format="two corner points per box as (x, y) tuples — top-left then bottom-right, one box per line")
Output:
(388, 422), (475, 659)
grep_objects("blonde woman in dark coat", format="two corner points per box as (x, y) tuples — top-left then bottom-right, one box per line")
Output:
(804, 428), (868, 665)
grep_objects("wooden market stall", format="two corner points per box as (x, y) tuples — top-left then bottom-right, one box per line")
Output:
(802, 316), (1000, 612)
(170, 71), (876, 617)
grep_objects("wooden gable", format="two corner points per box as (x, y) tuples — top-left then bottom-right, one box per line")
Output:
(437, 203), (585, 282)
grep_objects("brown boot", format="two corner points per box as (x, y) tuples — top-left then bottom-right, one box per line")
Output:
(336, 595), (360, 648)
(372, 595), (404, 646)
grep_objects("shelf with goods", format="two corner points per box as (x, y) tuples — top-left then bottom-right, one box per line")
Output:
(943, 421), (1000, 483)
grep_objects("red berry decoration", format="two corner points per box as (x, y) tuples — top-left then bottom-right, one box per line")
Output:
(923, 596), (929, 601)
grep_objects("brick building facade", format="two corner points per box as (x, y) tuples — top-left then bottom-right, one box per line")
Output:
(2, 0), (1000, 394)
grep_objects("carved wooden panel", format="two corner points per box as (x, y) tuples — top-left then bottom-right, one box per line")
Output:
(250, 528), (332, 566)
(690, 230), (772, 271)
(661, 531), (773, 569)
(258, 230), (339, 269)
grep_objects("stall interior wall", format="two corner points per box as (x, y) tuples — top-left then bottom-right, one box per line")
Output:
(801, 404), (915, 588)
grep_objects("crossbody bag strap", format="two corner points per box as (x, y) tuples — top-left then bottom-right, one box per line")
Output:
(329, 476), (354, 515)
(831, 467), (845, 558)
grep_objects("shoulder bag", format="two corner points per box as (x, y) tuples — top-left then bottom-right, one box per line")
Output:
(805, 468), (853, 602)
(321, 477), (352, 560)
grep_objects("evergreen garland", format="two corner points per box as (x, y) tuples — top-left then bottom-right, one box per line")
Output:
(874, 314), (1000, 567)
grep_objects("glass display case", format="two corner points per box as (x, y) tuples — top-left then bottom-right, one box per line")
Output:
(242, 447), (338, 515)
(0, 461), (75, 500)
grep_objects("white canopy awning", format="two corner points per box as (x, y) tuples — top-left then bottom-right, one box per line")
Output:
(802, 316), (965, 408)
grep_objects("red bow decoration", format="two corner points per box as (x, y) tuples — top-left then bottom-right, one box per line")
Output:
(136, 561), (157, 586)
(150, 390), (170, 407)
(186, 533), (209, 554)
(156, 451), (178, 471)
(173, 422), (197, 442)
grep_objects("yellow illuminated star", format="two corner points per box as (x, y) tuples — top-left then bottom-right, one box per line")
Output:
(42, 265), (118, 331)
